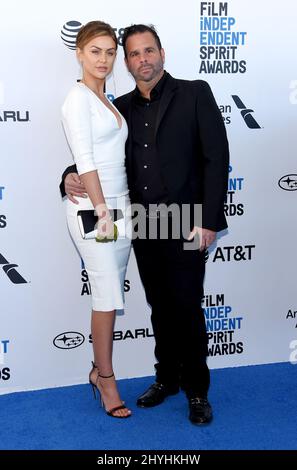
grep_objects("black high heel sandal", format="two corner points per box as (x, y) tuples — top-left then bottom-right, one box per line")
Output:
(89, 362), (131, 418)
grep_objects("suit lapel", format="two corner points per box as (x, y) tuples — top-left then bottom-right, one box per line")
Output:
(126, 98), (133, 154)
(125, 90), (136, 167)
(154, 74), (178, 138)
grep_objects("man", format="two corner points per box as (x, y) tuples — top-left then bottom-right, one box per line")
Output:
(60, 24), (229, 425)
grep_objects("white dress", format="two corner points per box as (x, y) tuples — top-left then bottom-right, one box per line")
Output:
(62, 83), (131, 311)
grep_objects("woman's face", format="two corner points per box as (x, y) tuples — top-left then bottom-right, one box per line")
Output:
(77, 35), (117, 81)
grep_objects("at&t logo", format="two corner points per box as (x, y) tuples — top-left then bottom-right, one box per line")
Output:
(61, 20), (126, 50)
(61, 21), (82, 50)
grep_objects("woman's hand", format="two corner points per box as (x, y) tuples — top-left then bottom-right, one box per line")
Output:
(65, 173), (87, 204)
(95, 206), (118, 242)
(97, 214), (114, 239)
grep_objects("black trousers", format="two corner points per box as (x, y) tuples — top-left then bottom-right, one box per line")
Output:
(133, 227), (210, 398)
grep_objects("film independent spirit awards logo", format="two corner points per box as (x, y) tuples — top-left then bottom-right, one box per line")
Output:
(53, 332), (85, 350)
(61, 21), (82, 50)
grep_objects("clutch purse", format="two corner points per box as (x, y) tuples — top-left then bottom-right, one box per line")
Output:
(77, 209), (124, 241)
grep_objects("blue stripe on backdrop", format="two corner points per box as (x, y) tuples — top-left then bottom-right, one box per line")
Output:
(0, 363), (296, 450)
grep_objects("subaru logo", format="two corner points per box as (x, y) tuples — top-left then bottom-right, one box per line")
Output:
(278, 174), (297, 191)
(53, 332), (85, 349)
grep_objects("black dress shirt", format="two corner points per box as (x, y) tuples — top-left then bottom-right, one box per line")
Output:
(131, 71), (170, 207)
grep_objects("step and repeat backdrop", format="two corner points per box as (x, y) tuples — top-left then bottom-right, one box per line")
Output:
(1, 0), (296, 393)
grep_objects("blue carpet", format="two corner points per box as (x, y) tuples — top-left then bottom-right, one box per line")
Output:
(0, 362), (296, 450)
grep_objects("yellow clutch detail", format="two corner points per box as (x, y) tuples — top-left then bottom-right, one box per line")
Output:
(95, 224), (118, 243)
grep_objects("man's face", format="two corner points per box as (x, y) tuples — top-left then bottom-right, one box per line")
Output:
(125, 32), (165, 83)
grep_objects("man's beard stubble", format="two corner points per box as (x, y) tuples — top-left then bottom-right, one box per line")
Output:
(131, 58), (164, 83)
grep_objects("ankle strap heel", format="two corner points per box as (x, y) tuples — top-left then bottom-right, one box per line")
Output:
(91, 362), (114, 379)
(89, 362), (131, 418)
(98, 372), (114, 379)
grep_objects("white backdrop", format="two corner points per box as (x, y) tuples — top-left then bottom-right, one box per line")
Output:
(1, 0), (297, 394)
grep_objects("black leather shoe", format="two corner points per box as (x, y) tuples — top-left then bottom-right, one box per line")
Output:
(188, 397), (213, 425)
(137, 383), (179, 408)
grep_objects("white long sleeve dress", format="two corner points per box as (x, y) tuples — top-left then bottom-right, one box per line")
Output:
(62, 82), (131, 311)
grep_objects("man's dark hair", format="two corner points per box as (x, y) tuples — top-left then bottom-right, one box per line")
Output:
(122, 24), (162, 58)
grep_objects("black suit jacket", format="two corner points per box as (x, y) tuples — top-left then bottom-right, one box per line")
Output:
(60, 73), (229, 232)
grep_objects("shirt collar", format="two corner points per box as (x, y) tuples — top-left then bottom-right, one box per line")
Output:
(134, 71), (168, 103)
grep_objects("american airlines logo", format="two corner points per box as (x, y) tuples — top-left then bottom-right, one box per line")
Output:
(0, 253), (27, 284)
(231, 95), (261, 129)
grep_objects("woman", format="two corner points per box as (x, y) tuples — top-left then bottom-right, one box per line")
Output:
(62, 21), (131, 418)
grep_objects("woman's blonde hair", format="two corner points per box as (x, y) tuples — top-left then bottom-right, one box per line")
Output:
(76, 20), (117, 50)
